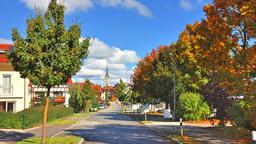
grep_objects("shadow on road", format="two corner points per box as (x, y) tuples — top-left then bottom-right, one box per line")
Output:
(0, 130), (34, 143)
(65, 124), (171, 144)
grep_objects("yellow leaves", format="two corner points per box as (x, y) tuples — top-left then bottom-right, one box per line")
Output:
(203, 4), (212, 12)
(240, 6), (250, 16)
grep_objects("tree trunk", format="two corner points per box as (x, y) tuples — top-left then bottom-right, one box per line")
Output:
(165, 101), (169, 109)
(41, 86), (51, 144)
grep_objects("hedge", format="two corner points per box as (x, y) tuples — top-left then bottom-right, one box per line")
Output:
(0, 105), (73, 129)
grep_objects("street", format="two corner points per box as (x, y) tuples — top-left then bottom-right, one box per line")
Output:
(60, 103), (172, 144)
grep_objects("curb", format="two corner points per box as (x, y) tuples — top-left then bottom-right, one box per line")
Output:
(139, 121), (181, 144)
(125, 114), (180, 144)
(78, 138), (85, 144)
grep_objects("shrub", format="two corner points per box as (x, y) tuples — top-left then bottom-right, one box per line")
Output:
(229, 100), (256, 130)
(0, 112), (22, 129)
(0, 105), (73, 129)
(179, 92), (211, 121)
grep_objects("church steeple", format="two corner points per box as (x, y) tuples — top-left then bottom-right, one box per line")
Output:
(105, 64), (110, 86)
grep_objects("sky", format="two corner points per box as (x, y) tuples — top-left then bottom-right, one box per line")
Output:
(0, 0), (211, 85)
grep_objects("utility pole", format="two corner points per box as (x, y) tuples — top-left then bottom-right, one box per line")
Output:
(172, 51), (176, 121)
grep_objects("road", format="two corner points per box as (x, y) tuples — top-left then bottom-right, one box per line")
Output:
(60, 103), (172, 144)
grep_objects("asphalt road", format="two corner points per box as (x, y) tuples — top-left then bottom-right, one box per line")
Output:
(61, 103), (172, 144)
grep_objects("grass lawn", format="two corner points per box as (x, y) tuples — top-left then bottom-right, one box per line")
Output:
(210, 126), (251, 143)
(17, 136), (81, 144)
(48, 112), (94, 126)
(48, 119), (76, 125)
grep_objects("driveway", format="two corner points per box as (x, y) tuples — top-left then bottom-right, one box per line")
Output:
(61, 103), (172, 144)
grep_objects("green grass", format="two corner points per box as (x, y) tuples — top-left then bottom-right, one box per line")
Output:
(48, 112), (94, 126)
(48, 119), (76, 125)
(17, 136), (81, 144)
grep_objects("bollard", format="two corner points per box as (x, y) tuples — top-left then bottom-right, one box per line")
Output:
(22, 112), (26, 129)
(180, 118), (183, 138)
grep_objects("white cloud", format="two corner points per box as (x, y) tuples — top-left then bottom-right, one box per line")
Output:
(0, 39), (13, 44)
(88, 38), (113, 59)
(98, 0), (152, 17)
(20, 0), (50, 10)
(89, 38), (140, 64)
(74, 38), (139, 85)
(180, 0), (193, 10)
(108, 48), (140, 64)
(20, 0), (152, 17)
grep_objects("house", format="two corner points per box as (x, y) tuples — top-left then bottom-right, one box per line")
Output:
(31, 79), (72, 107)
(0, 44), (30, 112)
(0, 43), (72, 112)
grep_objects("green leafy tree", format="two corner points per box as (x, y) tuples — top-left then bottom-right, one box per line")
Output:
(179, 92), (211, 121)
(115, 79), (129, 102)
(8, 0), (89, 143)
(82, 80), (98, 104)
(147, 46), (183, 111)
(69, 84), (83, 113)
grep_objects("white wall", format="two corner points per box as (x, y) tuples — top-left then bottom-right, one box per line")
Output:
(0, 71), (30, 112)
(33, 85), (70, 106)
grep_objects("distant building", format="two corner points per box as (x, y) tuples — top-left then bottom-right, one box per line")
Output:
(0, 44), (30, 112)
(102, 64), (116, 101)
(31, 78), (72, 107)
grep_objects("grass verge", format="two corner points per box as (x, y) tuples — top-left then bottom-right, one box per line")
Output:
(48, 112), (94, 126)
(17, 136), (81, 144)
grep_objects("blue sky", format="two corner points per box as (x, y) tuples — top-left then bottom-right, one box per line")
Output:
(0, 0), (211, 85)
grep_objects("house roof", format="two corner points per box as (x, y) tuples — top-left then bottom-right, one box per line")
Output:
(0, 63), (14, 71)
(0, 44), (14, 63)
(70, 82), (103, 93)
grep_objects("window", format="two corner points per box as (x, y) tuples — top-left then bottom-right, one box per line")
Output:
(0, 102), (6, 112)
(0, 102), (15, 112)
(3, 75), (11, 94)
(53, 91), (63, 96)
(7, 102), (14, 112)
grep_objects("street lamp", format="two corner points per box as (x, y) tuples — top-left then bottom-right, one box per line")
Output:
(169, 51), (176, 120)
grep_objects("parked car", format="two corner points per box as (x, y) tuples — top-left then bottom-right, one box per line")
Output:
(90, 104), (99, 112)
(99, 103), (105, 109)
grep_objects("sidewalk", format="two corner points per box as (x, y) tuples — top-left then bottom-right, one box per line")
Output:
(141, 121), (241, 144)
(0, 125), (73, 144)
(0, 112), (93, 144)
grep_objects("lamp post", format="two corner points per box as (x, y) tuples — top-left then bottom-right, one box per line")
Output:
(173, 66), (176, 120)
(170, 51), (176, 120)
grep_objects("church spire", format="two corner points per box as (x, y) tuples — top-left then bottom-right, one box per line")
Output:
(105, 63), (110, 86)
(105, 64), (109, 79)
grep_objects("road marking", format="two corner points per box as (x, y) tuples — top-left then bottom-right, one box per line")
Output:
(51, 122), (79, 138)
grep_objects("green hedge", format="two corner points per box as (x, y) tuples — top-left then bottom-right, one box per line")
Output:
(0, 105), (73, 129)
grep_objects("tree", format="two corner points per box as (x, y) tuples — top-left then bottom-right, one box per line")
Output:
(8, 0), (90, 143)
(69, 84), (83, 113)
(201, 82), (234, 124)
(203, 0), (256, 96)
(114, 79), (129, 102)
(133, 49), (158, 102)
(179, 92), (211, 121)
(82, 80), (98, 104)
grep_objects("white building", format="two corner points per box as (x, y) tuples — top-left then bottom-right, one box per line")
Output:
(0, 63), (30, 112)
(31, 84), (71, 107)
